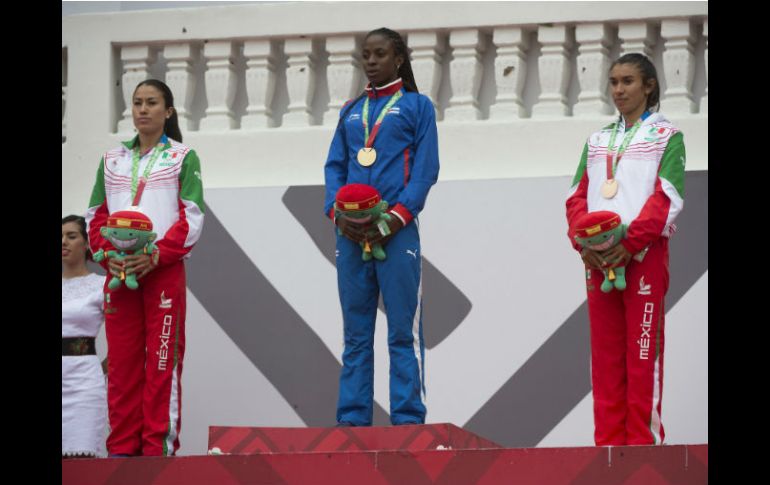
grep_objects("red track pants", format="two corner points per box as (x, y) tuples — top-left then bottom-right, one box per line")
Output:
(104, 261), (186, 456)
(586, 238), (668, 446)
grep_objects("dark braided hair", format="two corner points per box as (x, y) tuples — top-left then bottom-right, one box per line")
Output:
(340, 28), (419, 121)
(340, 27), (419, 121)
(365, 27), (419, 93)
(610, 53), (661, 113)
(134, 79), (183, 142)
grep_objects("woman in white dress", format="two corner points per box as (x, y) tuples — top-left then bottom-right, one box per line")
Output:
(62, 215), (108, 458)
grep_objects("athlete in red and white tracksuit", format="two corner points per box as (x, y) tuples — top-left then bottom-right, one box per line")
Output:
(566, 111), (685, 445)
(86, 135), (204, 456)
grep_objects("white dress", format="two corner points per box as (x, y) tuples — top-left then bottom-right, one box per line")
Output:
(62, 273), (107, 457)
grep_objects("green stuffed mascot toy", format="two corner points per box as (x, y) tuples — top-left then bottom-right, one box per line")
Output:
(335, 183), (393, 261)
(573, 211), (628, 293)
(93, 208), (159, 290)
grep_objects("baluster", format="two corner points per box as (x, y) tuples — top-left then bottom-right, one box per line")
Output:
(200, 41), (237, 130)
(118, 45), (156, 133)
(242, 39), (277, 129)
(445, 29), (485, 121)
(323, 35), (361, 126)
(164, 43), (198, 132)
(661, 19), (696, 113)
(532, 25), (573, 117)
(489, 27), (529, 120)
(617, 21), (654, 57)
(283, 37), (316, 127)
(701, 19), (708, 113)
(574, 23), (614, 116)
(62, 48), (67, 142)
(407, 31), (444, 107)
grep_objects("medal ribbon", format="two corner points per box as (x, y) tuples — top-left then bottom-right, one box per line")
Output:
(605, 112), (649, 180)
(131, 134), (168, 205)
(362, 90), (402, 149)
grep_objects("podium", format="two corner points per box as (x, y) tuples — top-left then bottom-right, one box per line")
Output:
(62, 423), (708, 484)
(207, 422), (501, 454)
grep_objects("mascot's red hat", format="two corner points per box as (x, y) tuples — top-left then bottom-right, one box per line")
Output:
(107, 208), (153, 231)
(335, 184), (381, 212)
(574, 211), (621, 238)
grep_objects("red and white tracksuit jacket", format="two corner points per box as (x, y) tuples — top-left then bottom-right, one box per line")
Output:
(565, 112), (685, 446)
(86, 136), (204, 456)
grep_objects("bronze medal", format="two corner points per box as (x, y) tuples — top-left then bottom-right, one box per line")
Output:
(601, 179), (618, 199)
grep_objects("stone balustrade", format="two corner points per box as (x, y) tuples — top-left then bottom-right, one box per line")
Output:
(61, 1), (708, 215)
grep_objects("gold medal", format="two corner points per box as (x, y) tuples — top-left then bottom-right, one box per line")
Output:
(357, 147), (377, 167)
(601, 179), (618, 199)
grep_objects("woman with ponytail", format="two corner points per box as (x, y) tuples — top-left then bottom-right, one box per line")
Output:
(566, 53), (686, 446)
(86, 79), (205, 456)
(324, 28), (440, 426)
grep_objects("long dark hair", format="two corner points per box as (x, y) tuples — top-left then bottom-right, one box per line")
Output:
(366, 27), (419, 93)
(62, 214), (91, 260)
(134, 79), (183, 142)
(610, 53), (661, 113)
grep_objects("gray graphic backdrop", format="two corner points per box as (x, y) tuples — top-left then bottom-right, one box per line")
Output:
(167, 172), (707, 455)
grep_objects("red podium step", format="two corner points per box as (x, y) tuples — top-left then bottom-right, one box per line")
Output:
(62, 424), (709, 485)
(207, 422), (501, 454)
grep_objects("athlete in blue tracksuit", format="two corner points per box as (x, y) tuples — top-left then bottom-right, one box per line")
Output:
(323, 28), (440, 426)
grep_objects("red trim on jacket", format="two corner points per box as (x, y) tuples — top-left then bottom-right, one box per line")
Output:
(155, 199), (193, 267)
(621, 176), (671, 254)
(88, 200), (114, 270)
(404, 148), (410, 186)
(390, 203), (414, 226)
(565, 171), (590, 252)
(365, 78), (404, 98)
